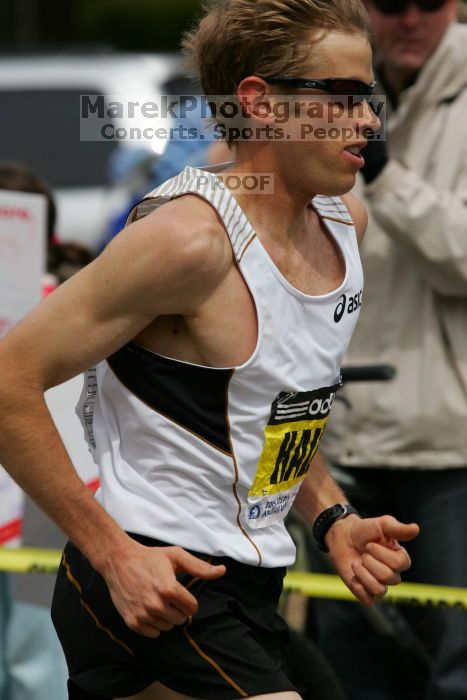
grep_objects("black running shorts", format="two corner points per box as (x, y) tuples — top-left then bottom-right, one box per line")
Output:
(51, 535), (297, 699)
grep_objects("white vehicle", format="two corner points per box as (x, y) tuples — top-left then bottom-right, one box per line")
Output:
(0, 52), (184, 249)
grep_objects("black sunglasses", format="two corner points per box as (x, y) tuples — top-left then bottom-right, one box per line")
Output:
(370, 0), (446, 14)
(260, 75), (377, 97)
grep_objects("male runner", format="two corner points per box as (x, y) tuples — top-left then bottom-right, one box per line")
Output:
(0, 1), (419, 699)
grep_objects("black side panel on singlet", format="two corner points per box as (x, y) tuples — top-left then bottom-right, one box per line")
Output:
(106, 343), (234, 455)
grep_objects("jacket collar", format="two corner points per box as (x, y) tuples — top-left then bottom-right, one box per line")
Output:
(397, 23), (467, 109)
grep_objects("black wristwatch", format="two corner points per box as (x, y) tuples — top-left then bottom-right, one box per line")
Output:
(312, 503), (359, 553)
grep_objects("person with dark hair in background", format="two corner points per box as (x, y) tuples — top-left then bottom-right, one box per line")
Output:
(0, 162), (57, 245)
(315, 2), (467, 699)
(0, 162), (93, 287)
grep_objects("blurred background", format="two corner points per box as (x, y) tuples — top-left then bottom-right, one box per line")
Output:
(1, 0), (204, 52)
(0, 0), (214, 252)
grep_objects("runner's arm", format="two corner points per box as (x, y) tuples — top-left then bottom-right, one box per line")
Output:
(0, 198), (229, 632)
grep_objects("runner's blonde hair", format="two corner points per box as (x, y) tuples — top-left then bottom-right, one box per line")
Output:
(183, 0), (371, 96)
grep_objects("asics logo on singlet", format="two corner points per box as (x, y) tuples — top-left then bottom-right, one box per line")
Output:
(334, 290), (363, 323)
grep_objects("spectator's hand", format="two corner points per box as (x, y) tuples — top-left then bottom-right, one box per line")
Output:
(103, 542), (226, 637)
(361, 128), (388, 184)
(326, 515), (419, 605)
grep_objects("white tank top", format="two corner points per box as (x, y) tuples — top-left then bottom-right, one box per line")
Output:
(78, 165), (364, 567)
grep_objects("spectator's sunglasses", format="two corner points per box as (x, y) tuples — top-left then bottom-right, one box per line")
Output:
(259, 76), (377, 98)
(370, 0), (446, 14)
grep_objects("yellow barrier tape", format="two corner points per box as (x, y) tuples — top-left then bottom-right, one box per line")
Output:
(1, 547), (467, 609)
(0, 547), (61, 574)
(284, 571), (467, 609)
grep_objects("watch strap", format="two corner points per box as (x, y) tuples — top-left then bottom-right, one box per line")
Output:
(312, 503), (359, 553)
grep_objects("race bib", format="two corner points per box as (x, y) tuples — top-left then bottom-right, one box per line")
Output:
(246, 382), (340, 529)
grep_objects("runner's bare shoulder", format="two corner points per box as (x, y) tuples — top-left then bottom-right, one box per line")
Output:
(108, 193), (234, 313)
(97, 195), (233, 314)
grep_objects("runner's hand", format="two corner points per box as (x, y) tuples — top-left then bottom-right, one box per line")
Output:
(326, 515), (419, 606)
(103, 542), (226, 637)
